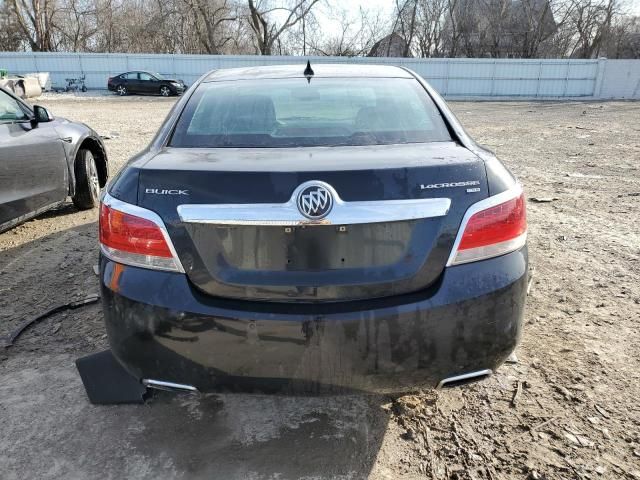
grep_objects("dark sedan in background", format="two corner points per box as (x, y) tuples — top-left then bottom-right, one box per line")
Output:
(0, 87), (108, 233)
(107, 71), (186, 97)
(94, 64), (528, 400)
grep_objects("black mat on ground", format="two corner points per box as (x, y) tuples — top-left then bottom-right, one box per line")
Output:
(76, 350), (148, 404)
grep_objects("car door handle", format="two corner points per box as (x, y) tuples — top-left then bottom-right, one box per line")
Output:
(61, 137), (73, 143)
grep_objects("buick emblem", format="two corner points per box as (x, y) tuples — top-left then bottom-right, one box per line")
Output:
(297, 183), (333, 219)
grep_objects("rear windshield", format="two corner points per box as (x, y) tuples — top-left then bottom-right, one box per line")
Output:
(170, 77), (452, 148)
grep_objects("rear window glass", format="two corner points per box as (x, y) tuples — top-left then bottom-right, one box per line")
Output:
(170, 77), (451, 148)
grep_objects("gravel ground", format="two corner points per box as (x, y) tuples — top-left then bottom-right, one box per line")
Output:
(1, 94), (639, 479)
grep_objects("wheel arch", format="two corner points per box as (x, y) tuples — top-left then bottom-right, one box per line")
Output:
(70, 136), (108, 195)
(79, 136), (108, 186)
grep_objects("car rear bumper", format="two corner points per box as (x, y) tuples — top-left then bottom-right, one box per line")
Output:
(100, 247), (528, 394)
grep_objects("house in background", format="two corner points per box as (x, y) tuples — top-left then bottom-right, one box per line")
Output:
(368, 33), (413, 58)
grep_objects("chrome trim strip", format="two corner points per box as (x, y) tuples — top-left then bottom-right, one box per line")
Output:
(101, 193), (185, 273)
(446, 182), (525, 266)
(437, 369), (493, 389)
(177, 181), (451, 226)
(142, 379), (199, 393)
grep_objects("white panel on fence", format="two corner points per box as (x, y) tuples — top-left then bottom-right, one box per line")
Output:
(3, 54), (37, 72)
(123, 56), (167, 76)
(448, 78), (492, 96)
(494, 78), (536, 96)
(425, 78), (447, 93)
(30, 54), (73, 71)
(0, 52), (637, 99)
(411, 61), (447, 79)
(538, 79), (565, 97)
(563, 79), (592, 96)
(449, 61), (494, 80)
(568, 62), (598, 79)
(494, 62), (536, 80)
(540, 62), (570, 79)
(599, 60), (640, 99)
(81, 55), (128, 75)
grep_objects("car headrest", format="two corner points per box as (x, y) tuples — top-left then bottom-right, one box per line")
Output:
(224, 95), (276, 134)
(355, 99), (400, 131)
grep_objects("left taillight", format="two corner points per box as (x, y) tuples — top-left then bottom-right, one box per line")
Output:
(448, 185), (527, 266)
(99, 196), (183, 272)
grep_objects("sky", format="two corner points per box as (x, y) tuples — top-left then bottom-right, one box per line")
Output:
(620, 0), (640, 14)
(312, 0), (394, 37)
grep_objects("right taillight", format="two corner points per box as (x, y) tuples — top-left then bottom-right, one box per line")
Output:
(99, 196), (183, 272)
(448, 187), (527, 265)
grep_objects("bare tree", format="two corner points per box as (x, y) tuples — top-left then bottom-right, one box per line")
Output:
(92, 0), (115, 52)
(444, 0), (464, 56)
(0, 1), (23, 51)
(55, 0), (99, 52)
(415, 0), (448, 57)
(183, 0), (237, 54)
(246, 0), (320, 55)
(392, 0), (418, 56)
(477, 0), (511, 57)
(7, 0), (60, 51)
(303, 6), (386, 56)
(0, 0), (638, 58)
(566, 0), (621, 58)
(517, 0), (565, 58)
(604, 14), (640, 58)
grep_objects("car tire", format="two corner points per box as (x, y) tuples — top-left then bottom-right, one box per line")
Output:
(116, 85), (127, 96)
(72, 149), (100, 210)
(160, 85), (171, 97)
(81, 86), (87, 92)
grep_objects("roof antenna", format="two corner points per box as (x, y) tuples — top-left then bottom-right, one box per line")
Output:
(304, 60), (314, 83)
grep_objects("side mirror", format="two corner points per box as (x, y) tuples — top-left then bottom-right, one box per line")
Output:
(32, 105), (53, 125)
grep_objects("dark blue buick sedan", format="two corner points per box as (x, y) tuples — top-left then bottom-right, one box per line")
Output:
(95, 63), (527, 398)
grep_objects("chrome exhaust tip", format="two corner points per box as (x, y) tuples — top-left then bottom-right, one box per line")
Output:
(437, 369), (493, 389)
(142, 379), (199, 393)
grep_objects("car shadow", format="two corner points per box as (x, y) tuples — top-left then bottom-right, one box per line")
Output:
(0, 221), (393, 479)
(122, 391), (390, 478)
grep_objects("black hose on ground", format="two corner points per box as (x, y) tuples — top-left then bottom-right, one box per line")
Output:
(1, 294), (100, 348)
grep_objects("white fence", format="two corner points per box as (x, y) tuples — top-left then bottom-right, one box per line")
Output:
(1, 52), (639, 99)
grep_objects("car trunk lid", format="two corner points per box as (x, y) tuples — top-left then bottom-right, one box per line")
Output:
(137, 142), (487, 302)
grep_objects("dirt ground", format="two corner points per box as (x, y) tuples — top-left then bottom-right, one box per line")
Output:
(0, 94), (639, 480)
